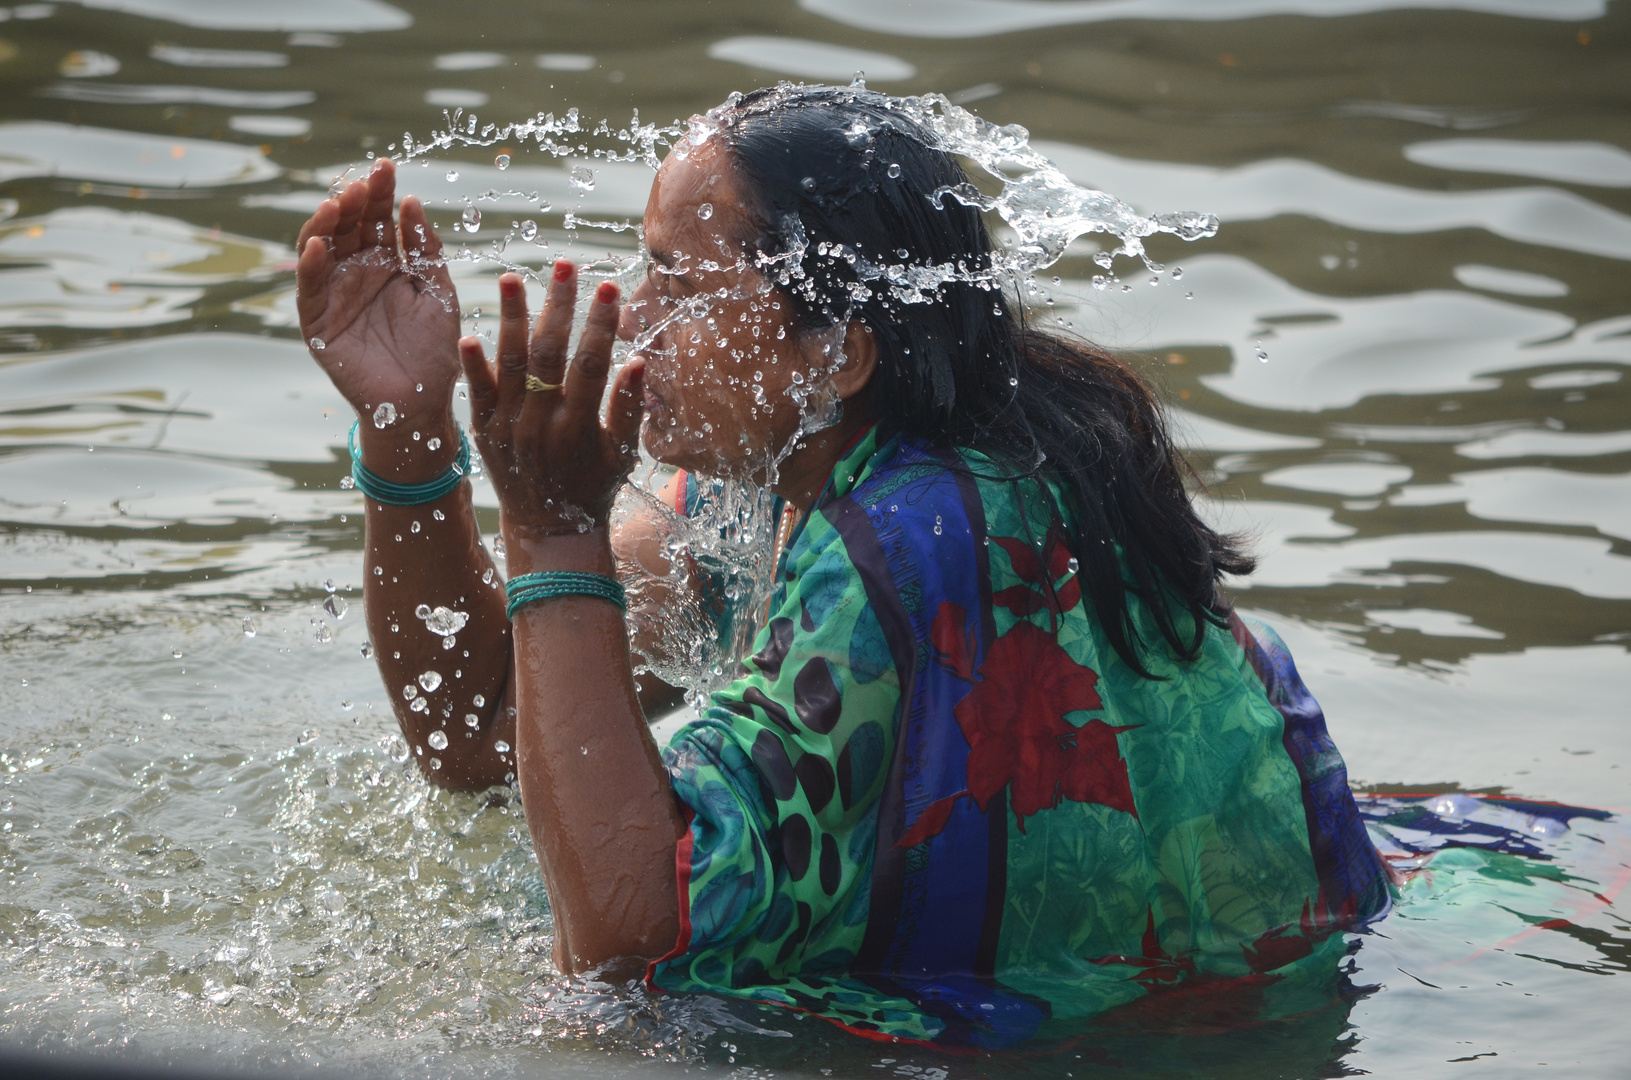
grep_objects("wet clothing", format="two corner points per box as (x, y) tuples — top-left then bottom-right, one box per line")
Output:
(646, 426), (1392, 1047)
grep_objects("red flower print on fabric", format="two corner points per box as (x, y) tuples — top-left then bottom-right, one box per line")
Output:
(1087, 909), (1195, 989)
(990, 526), (1081, 620)
(898, 602), (1138, 848)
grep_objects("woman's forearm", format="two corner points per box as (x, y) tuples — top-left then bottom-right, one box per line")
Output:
(505, 526), (685, 974)
(358, 414), (515, 791)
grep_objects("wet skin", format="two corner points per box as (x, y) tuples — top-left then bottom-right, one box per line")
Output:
(294, 142), (876, 974)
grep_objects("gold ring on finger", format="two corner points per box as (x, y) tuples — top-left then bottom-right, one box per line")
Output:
(525, 375), (562, 393)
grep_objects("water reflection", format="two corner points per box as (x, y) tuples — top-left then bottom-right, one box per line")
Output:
(801, 0), (1609, 37)
(0, 122), (280, 186)
(706, 36), (917, 83)
(1042, 141), (1631, 261)
(55, 0), (412, 32)
(0, 208), (285, 328)
(1405, 138), (1631, 187)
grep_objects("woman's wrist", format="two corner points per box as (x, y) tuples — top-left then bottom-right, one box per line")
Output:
(502, 523), (616, 577)
(354, 412), (461, 485)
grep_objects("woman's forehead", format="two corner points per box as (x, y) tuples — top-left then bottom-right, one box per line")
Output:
(645, 142), (751, 258)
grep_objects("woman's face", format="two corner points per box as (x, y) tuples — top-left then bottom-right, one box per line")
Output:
(619, 137), (836, 479)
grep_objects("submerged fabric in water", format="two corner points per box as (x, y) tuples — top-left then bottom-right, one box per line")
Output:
(646, 427), (1394, 1046)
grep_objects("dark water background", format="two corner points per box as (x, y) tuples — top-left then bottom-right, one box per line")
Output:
(1, 1), (1628, 1077)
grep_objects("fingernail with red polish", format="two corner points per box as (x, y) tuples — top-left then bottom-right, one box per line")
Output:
(596, 282), (619, 304)
(553, 260), (573, 283)
(499, 276), (519, 299)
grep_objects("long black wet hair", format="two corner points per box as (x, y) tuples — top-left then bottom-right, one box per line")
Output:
(720, 84), (1253, 679)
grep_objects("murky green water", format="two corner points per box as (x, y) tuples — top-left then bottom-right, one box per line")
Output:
(2, 1), (1628, 1076)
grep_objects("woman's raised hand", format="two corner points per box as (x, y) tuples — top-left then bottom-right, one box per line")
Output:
(295, 159), (461, 427)
(461, 264), (646, 538)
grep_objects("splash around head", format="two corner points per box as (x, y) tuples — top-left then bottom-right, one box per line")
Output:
(608, 82), (1218, 491)
(616, 130), (877, 489)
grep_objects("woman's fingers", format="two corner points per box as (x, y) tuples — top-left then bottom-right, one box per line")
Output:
(563, 281), (622, 426)
(358, 158), (399, 257)
(459, 335), (500, 434)
(492, 275), (525, 368)
(494, 276), (533, 405)
(295, 234), (333, 332)
(606, 357), (646, 458)
(527, 260), (577, 387)
(400, 196), (451, 282)
(328, 178), (372, 260)
(296, 198), (338, 261)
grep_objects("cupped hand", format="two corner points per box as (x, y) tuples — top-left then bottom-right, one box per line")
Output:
(461, 264), (646, 537)
(296, 158), (461, 425)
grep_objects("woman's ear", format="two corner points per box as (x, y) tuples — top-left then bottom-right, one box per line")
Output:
(832, 320), (878, 401)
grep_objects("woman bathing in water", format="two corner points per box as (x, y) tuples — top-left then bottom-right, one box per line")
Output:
(295, 85), (1392, 1046)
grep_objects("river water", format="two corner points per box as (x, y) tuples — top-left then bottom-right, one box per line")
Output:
(2, 1), (1628, 1077)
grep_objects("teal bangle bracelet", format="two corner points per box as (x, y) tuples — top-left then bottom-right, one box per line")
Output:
(347, 421), (470, 506)
(504, 571), (626, 619)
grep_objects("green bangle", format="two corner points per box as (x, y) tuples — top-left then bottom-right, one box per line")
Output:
(348, 421), (470, 506)
(504, 571), (627, 619)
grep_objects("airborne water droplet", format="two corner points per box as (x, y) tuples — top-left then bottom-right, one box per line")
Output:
(427, 437), (441, 451)
(696, 202), (713, 220)
(446, 169), (460, 182)
(309, 337), (326, 351)
(242, 617), (256, 638)
(419, 670), (443, 693)
(360, 640), (373, 658)
(494, 740), (511, 754)
(887, 163), (901, 179)
(568, 165), (595, 192)
(373, 402), (397, 428)
(472, 693), (486, 707)
(494, 152), (510, 170)
(462, 205), (481, 233)
(519, 219), (537, 242)
(324, 594), (348, 620)
(465, 713), (480, 727)
(419, 605), (470, 636)
(428, 730), (449, 751)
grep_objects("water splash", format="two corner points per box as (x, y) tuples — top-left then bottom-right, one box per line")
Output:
(361, 82), (1218, 706)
